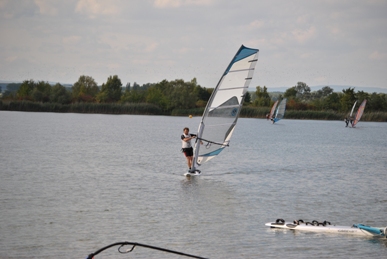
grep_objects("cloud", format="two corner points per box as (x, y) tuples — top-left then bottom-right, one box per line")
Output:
(314, 75), (328, 84)
(145, 42), (158, 52)
(153, 0), (181, 8)
(1, 1), (386, 88)
(153, 0), (213, 9)
(292, 26), (316, 44)
(0, 1), (7, 9)
(0, 0), (37, 19)
(6, 56), (18, 62)
(34, 0), (58, 16)
(75, 0), (120, 18)
(63, 35), (81, 45)
(248, 20), (264, 29)
(106, 62), (121, 70)
(300, 52), (312, 59)
(369, 51), (387, 60)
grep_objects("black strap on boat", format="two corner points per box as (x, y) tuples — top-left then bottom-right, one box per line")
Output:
(293, 219), (304, 225)
(86, 241), (209, 259)
(197, 137), (229, 147)
(293, 219), (331, 226)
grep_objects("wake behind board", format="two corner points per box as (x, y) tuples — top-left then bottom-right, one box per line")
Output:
(265, 219), (387, 238)
(184, 170), (201, 177)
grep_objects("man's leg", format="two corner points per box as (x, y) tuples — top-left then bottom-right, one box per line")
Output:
(186, 156), (192, 169)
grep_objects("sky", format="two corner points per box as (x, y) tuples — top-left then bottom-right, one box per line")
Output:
(1, 0), (387, 91)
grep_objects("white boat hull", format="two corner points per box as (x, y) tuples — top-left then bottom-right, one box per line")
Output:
(265, 221), (387, 238)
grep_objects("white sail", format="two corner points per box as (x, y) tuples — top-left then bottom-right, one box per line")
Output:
(350, 101), (357, 117)
(269, 100), (278, 119)
(273, 98), (287, 122)
(191, 45), (259, 172)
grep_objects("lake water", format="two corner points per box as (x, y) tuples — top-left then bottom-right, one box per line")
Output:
(0, 111), (386, 259)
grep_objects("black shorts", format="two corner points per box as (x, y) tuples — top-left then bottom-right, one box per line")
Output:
(183, 147), (193, 157)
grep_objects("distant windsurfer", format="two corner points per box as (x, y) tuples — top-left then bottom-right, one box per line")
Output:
(181, 127), (196, 172)
(344, 117), (349, 127)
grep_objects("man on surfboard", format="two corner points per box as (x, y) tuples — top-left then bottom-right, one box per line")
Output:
(344, 117), (349, 127)
(181, 127), (197, 172)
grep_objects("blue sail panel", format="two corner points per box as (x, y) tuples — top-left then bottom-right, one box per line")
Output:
(201, 148), (224, 157)
(224, 45), (259, 75)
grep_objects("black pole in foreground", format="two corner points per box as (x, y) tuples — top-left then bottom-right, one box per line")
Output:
(86, 241), (209, 259)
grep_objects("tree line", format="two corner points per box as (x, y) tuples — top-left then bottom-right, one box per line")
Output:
(253, 82), (387, 113)
(1, 75), (386, 120)
(1, 75), (212, 113)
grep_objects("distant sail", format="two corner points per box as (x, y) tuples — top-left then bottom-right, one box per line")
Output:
(191, 45), (259, 172)
(273, 98), (287, 123)
(269, 100), (278, 119)
(352, 99), (367, 127)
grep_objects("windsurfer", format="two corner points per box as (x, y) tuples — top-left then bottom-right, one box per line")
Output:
(266, 113), (270, 120)
(181, 127), (196, 171)
(344, 117), (349, 127)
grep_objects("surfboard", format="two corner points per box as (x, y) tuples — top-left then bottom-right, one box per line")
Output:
(184, 170), (201, 177)
(265, 219), (387, 238)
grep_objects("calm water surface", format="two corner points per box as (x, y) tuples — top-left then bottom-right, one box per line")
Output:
(0, 111), (386, 258)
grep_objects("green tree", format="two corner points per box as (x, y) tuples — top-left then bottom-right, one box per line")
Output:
(368, 92), (386, 111)
(17, 80), (35, 100)
(192, 78), (211, 102)
(244, 91), (251, 105)
(313, 86), (333, 99)
(323, 92), (341, 111)
(340, 87), (356, 112)
(168, 79), (197, 110)
(120, 83), (146, 103)
(284, 86), (297, 99)
(146, 79), (199, 111)
(295, 82), (311, 100)
(96, 75), (123, 103)
(32, 81), (51, 102)
(146, 86), (168, 110)
(132, 82), (141, 91)
(310, 86), (335, 109)
(7, 83), (22, 93)
(356, 90), (369, 104)
(125, 82), (131, 91)
(253, 86), (270, 106)
(72, 75), (99, 102)
(320, 86), (334, 97)
(31, 88), (44, 102)
(51, 83), (71, 104)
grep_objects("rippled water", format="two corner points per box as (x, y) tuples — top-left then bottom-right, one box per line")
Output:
(0, 111), (386, 259)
